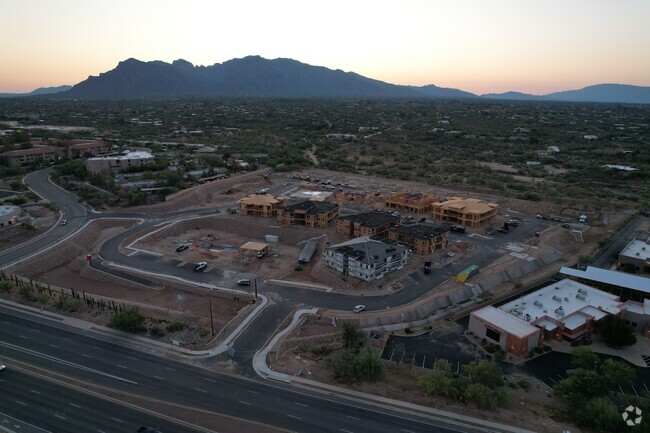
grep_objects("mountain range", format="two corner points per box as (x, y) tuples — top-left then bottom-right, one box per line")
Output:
(3, 56), (649, 104)
(0, 85), (72, 98)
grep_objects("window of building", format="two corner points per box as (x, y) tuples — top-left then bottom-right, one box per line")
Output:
(485, 327), (501, 342)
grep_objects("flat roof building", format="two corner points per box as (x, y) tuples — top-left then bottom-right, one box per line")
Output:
(431, 197), (498, 228)
(618, 238), (650, 275)
(560, 266), (650, 302)
(86, 151), (155, 174)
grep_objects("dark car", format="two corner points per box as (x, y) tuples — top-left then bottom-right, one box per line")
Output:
(137, 428), (162, 433)
(176, 245), (189, 252)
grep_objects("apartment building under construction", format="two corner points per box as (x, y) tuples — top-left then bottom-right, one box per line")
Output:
(385, 191), (437, 214)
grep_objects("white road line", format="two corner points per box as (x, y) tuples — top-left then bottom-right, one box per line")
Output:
(15, 400), (27, 406)
(203, 378), (216, 383)
(127, 356), (138, 361)
(110, 417), (124, 423)
(92, 346), (103, 350)
(238, 401), (252, 406)
(116, 364), (127, 369)
(287, 415), (302, 420)
(154, 376), (165, 380)
(247, 390), (260, 394)
(62, 337), (71, 341)
(30, 389), (41, 395)
(98, 430), (107, 433)
(194, 388), (207, 393)
(294, 402), (308, 407)
(31, 329), (41, 333)
(54, 414), (67, 421)
(70, 403), (82, 408)
(49, 344), (59, 348)
(19, 335), (28, 339)
(346, 416), (361, 420)
(82, 354), (92, 358)
(164, 367), (176, 371)
(339, 429), (354, 433)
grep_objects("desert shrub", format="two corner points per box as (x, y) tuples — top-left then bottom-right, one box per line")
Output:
(110, 307), (146, 332)
(166, 321), (184, 332)
(150, 326), (165, 338)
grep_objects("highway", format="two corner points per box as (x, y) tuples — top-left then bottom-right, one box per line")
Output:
(0, 305), (479, 433)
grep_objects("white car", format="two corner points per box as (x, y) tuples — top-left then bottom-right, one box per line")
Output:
(193, 262), (208, 272)
(0, 362), (5, 371)
(353, 305), (366, 313)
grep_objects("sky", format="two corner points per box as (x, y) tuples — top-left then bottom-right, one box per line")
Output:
(1, 0), (649, 94)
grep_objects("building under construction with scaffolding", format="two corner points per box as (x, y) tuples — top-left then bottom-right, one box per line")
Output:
(384, 191), (437, 214)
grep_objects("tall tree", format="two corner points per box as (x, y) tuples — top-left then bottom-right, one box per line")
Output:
(571, 346), (599, 370)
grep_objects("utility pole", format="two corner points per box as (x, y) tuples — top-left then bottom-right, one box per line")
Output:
(209, 298), (214, 336)
(254, 278), (258, 300)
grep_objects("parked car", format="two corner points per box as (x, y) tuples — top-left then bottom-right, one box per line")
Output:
(60, 220), (67, 226)
(193, 262), (207, 272)
(176, 245), (189, 252)
(256, 251), (266, 258)
(237, 279), (251, 286)
(497, 228), (508, 233)
(353, 305), (366, 313)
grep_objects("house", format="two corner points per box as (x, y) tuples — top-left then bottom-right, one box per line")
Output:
(388, 223), (449, 255)
(324, 237), (408, 282)
(0, 146), (64, 166)
(384, 191), (437, 214)
(336, 211), (400, 239)
(618, 237), (650, 275)
(67, 139), (111, 157)
(431, 197), (498, 228)
(86, 151), (155, 174)
(469, 279), (623, 356)
(277, 200), (339, 228)
(238, 194), (285, 217)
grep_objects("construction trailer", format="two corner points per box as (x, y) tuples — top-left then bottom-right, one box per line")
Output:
(457, 265), (479, 283)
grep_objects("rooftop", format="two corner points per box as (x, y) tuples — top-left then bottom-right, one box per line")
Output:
(620, 238), (650, 262)
(238, 194), (283, 206)
(338, 211), (400, 228)
(289, 190), (333, 200)
(283, 200), (338, 214)
(0, 205), (20, 217)
(472, 306), (539, 338)
(88, 151), (153, 161)
(390, 223), (448, 240)
(560, 266), (650, 293)
(433, 197), (498, 214)
(500, 278), (621, 325)
(328, 236), (406, 266)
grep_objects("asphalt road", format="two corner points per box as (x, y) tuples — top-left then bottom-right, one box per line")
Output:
(0, 305), (483, 433)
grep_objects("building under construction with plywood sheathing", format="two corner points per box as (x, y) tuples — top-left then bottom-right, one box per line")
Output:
(385, 191), (437, 214)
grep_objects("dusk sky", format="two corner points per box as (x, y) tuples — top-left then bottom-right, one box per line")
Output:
(2, 0), (649, 94)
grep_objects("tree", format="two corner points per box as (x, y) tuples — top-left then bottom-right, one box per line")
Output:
(571, 346), (599, 370)
(601, 358), (636, 390)
(573, 398), (627, 433)
(461, 360), (504, 388)
(597, 315), (637, 348)
(554, 369), (607, 407)
(463, 383), (509, 410)
(340, 323), (364, 352)
(109, 307), (146, 332)
(321, 348), (356, 383)
(419, 359), (460, 400)
(353, 346), (387, 382)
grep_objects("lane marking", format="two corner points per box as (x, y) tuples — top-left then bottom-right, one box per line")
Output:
(164, 367), (176, 371)
(339, 430), (354, 433)
(31, 329), (41, 333)
(238, 401), (252, 406)
(247, 390), (260, 395)
(15, 401), (27, 406)
(49, 344), (59, 348)
(82, 354), (92, 358)
(19, 335), (28, 339)
(295, 402), (308, 407)
(347, 416), (361, 420)
(116, 364), (128, 369)
(194, 388), (207, 393)
(30, 389), (41, 395)
(287, 415), (302, 420)
(203, 378), (216, 383)
(70, 403), (82, 408)
(154, 376), (165, 380)
(110, 417), (124, 423)
(92, 346), (103, 351)
(127, 356), (138, 361)
(54, 414), (67, 421)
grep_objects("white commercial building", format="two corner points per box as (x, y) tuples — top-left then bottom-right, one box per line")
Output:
(325, 236), (408, 282)
(86, 151), (155, 174)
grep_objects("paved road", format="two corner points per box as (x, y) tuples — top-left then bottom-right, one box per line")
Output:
(592, 215), (643, 268)
(0, 306), (484, 433)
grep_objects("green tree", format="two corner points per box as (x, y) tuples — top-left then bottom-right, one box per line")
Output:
(554, 369), (607, 407)
(571, 346), (599, 370)
(461, 360), (504, 388)
(597, 315), (637, 348)
(109, 307), (146, 332)
(321, 348), (356, 383)
(340, 323), (364, 352)
(353, 346), (387, 382)
(601, 358), (636, 390)
(419, 359), (460, 400)
(463, 383), (510, 410)
(573, 398), (627, 433)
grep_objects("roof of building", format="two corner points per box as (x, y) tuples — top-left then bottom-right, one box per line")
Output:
(432, 197), (498, 214)
(390, 223), (448, 240)
(386, 191), (436, 203)
(560, 266), (650, 293)
(619, 238), (650, 262)
(88, 151), (153, 161)
(0, 146), (60, 157)
(290, 190), (333, 200)
(240, 241), (269, 251)
(282, 200), (338, 214)
(500, 278), (621, 326)
(472, 306), (540, 338)
(0, 205), (21, 217)
(238, 194), (282, 206)
(328, 236), (407, 266)
(68, 140), (107, 150)
(338, 211), (400, 228)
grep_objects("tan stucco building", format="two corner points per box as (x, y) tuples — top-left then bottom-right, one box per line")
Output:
(431, 197), (498, 228)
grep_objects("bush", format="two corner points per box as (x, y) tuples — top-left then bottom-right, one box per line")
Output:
(0, 281), (13, 292)
(110, 307), (146, 332)
(55, 295), (83, 312)
(517, 379), (532, 391)
(150, 326), (165, 338)
(166, 321), (184, 332)
(543, 345), (552, 352)
(405, 327), (413, 334)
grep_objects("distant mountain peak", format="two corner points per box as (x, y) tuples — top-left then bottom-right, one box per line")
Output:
(172, 59), (194, 68)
